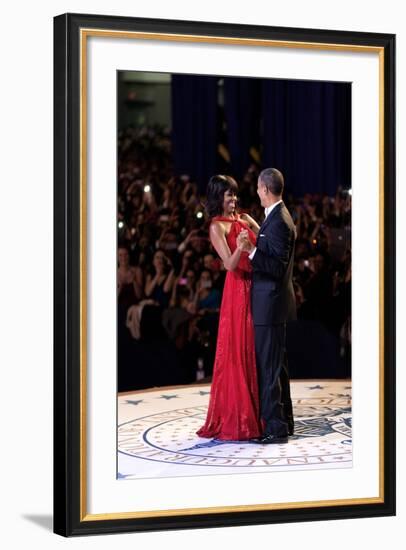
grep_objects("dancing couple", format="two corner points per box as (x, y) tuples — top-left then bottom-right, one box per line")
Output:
(197, 168), (297, 444)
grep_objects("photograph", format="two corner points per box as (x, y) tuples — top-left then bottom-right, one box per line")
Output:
(53, 13), (395, 535)
(116, 71), (353, 480)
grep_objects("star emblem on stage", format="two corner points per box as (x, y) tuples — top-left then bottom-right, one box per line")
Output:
(157, 394), (179, 400)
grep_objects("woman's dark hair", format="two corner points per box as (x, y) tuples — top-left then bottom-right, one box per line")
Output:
(198, 268), (213, 280)
(205, 175), (238, 218)
(145, 248), (169, 277)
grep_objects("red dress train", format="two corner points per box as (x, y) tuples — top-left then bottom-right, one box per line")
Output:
(196, 216), (262, 440)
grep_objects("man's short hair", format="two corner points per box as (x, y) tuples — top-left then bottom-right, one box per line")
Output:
(259, 168), (284, 196)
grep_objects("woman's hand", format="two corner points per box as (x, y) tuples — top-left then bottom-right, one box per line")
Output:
(240, 212), (260, 234)
(237, 229), (253, 252)
(165, 255), (173, 269)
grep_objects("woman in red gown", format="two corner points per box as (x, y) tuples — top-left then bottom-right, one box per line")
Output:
(196, 175), (262, 441)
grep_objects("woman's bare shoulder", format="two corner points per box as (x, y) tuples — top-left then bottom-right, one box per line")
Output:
(209, 220), (226, 234)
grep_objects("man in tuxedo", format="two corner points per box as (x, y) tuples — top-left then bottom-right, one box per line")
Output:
(237, 168), (297, 444)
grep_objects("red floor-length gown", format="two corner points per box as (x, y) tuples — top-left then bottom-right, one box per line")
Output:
(196, 215), (262, 440)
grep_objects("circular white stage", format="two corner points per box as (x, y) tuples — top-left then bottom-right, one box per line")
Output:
(118, 379), (352, 479)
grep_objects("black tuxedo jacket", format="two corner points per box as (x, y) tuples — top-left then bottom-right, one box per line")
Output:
(250, 202), (297, 325)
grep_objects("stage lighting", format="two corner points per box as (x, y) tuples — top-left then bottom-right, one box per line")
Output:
(144, 185), (151, 193)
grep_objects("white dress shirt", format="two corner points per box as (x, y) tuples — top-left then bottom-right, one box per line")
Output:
(248, 200), (283, 260)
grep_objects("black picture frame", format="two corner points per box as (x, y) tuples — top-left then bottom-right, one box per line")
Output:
(54, 12), (396, 537)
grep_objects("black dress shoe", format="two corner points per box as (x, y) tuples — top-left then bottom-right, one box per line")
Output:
(251, 434), (288, 444)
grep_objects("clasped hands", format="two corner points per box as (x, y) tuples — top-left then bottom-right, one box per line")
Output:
(237, 229), (254, 253)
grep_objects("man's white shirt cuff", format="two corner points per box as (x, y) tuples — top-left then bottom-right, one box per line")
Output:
(248, 247), (257, 260)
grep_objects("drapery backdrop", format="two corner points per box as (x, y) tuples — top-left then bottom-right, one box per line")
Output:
(171, 75), (351, 195)
(171, 74), (218, 191)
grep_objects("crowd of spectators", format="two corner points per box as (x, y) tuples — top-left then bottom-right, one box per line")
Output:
(117, 125), (351, 391)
